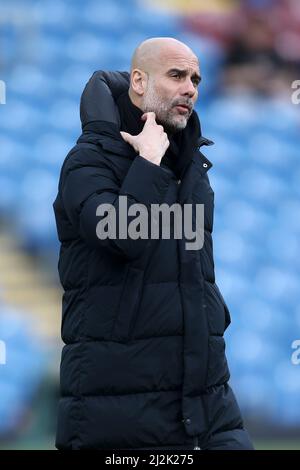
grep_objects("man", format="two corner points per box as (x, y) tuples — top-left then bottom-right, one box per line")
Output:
(53, 37), (254, 450)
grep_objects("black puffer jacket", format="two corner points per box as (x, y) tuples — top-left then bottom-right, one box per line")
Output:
(53, 71), (253, 450)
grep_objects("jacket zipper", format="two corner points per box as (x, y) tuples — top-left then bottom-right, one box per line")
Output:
(193, 436), (201, 450)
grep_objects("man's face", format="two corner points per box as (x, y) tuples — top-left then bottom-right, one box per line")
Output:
(142, 51), (201, 133)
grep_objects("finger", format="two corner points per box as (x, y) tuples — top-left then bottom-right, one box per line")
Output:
(120, 131), (133, 143)
(141, 112), (156, 123)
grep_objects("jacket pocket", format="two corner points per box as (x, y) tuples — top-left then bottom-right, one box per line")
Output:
(205, 336), (230, 388)
(223, 301), (231, 331)
(110, 266), (144, 342)
(213, 283), (231, 332)
(205, 283), (231, 335)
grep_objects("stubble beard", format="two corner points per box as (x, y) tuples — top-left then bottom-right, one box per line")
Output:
(142, 78), (191, 134)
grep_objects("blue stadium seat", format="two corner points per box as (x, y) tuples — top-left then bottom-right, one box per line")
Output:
(0, 306), (46, 436)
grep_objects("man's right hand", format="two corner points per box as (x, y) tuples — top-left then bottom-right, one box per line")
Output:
(120, 112), (170, 166)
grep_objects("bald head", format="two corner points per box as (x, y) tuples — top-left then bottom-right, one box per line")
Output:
(128, 37), (201, 133)
(130, 37), (198, 74)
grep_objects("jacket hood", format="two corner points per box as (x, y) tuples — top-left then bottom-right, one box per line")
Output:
(80, 70), (130, 133)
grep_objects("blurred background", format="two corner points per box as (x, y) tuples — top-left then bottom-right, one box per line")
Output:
(0, 0), (300, 450)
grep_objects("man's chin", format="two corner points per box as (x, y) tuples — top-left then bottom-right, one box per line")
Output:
(156, 114), (188, 134)
(171, 117), (188, 132)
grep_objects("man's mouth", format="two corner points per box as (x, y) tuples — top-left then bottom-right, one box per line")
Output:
(174, 104), (191, 114)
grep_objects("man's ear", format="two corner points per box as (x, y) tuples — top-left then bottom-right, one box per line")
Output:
(130, 68), (148, 96)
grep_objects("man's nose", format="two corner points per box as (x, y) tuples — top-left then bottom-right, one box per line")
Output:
(181, 77), (196, 97)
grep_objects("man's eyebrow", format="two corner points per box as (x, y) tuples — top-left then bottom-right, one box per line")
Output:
(167, 68), (202, 82)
